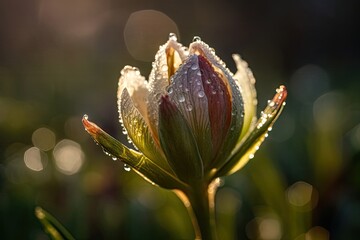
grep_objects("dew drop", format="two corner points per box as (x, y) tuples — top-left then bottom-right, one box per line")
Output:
(196, 71), (201, 76)
(249, 153), (255, 159)
(268, 127), (273, 132)
(161, 65), (168, 72)
(186, 104), (193, 111)
(265, 133), (269, 138)
(124, 164), (131, 172)
(103, 150), (111, 156)
(198, 91), (205, 98)
(83, 114), (88, 120)
(191, 64), (198, 70)
(193, 36), (201, 42)
(167, 86), (174, 94)
(177, 93), (185, 102)
(169, 33), (177, 41)
(112, 156), (117, 161)
(206, 79), (211, 84)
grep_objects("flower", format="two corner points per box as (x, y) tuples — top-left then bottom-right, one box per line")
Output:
(82, 34), (287, 191)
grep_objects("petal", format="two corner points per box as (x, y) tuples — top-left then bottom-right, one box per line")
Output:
(232, 54), (258, 140)
(118, 66), (149, 122)
(189, 40), (245, 168)
(198, 55), (232, 160)
(158, 95), (204, 182)
(119, 89), (171, 172)
(167, 55), (213, 163)
(147, 37), (188, 142)
(82, 115), (188, 190)
(214, 86), (287, 177)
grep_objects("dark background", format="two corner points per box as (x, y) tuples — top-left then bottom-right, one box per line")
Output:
(1, 0), (359, 239)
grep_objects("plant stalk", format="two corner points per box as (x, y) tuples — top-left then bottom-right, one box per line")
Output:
(175, 179), (220, 240)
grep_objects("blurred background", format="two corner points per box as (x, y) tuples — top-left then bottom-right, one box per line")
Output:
(1, 0), (359, 239)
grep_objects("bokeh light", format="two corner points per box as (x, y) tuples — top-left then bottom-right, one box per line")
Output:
(286, 181), (318, 210)
(313, 92), (345, 132)
(124, 10), (179, 61)
(246, 216), (282, 240)
(31, 127), (56, 151)
(38, 0), (111, 42)
(23, 146), (47, 171)
(290, 65), (330, 104)
(53, 139), (84, 175)
(295, 226), (330, 240)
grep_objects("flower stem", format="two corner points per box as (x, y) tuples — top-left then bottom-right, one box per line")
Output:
(176, 179), (220, 240)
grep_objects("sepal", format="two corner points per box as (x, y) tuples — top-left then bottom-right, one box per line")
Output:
(215, 85), (287, 177)
(82, 115), (188, 190)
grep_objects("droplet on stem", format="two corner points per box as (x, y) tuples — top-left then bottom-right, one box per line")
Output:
(124, 164), (131, 172)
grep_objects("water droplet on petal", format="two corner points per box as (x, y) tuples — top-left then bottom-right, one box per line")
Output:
(124, 164), (131, 172)
(112, 156), (117, 161)
(186, 104), (193, 111)
(249, 153), (255, 159)
(193, 36), (201, 42)
(161, 65), (168, 72)
(83, 114), (88, 120)
(167, 86), (174, 94)
(178, 93), (185, 102)
(191, 64), (198, 70)
(169, 33), (177, 41)
(198, 91), (205, 98)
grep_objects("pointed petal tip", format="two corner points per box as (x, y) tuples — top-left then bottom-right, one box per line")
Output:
(82, 114), (100, 137)
(274, 85), (287, 106)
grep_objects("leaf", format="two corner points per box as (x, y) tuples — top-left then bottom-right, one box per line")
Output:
(82, 115), (188, 190)
(35, 207), (75, 240)
(215, 85), (287, 177)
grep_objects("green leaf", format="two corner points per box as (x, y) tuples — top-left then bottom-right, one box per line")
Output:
(35, 207), (75, 240)
(215, 85), (287, 177)
(82, 115), (188, 190)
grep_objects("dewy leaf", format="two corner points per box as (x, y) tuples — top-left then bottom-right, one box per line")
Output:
(159, 95), (204, 183)
(35, 207), (75, 240)
(215, 85), (287, 178)
(82, 115), (188, 190)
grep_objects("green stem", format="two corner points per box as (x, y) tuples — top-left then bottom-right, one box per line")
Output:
(175, 179), (220, 240)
